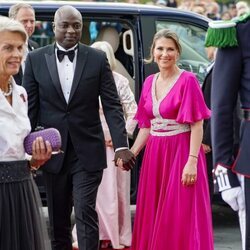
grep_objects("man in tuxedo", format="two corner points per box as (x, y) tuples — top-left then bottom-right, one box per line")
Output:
(23, 5), (135, 250)
(9, 3), (39, 85)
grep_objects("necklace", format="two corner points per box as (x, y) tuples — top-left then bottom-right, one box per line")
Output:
(1, 81), (13, 97)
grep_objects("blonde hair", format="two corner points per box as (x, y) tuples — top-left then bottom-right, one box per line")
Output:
(0, 16), (27, 42)
(91, 41), (117, 71)
(9, 3), (35, 19)
(145, 29), (182, 64)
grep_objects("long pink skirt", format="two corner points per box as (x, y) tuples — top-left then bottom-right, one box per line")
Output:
(131, 132), (214, 250)
(96, 147), (132, 248)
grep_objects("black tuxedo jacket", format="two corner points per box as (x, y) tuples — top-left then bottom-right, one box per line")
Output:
(23, 43), (128, 173)
(14, 39), (39, 85)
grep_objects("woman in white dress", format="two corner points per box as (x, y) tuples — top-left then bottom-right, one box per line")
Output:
(72, 41), (137, 249)
(0, 16), (52, 250)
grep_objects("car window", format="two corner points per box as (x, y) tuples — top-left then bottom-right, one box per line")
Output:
(156, 21), (210, 83)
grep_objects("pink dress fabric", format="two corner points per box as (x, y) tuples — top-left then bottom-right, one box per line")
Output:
(131, 71), (214, 250)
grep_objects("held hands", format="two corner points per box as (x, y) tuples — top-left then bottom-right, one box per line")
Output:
(30, 137), (52, 170)
(181, 156), (198, 186)
(114, 149), (136, 171)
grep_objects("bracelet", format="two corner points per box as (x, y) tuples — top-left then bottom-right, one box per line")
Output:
(189, 154), (198, 159)
(29, 158), (40, 170)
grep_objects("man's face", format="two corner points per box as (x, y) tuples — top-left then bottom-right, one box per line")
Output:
(53, 9), (82, 50)
(15, 7), (35, 37)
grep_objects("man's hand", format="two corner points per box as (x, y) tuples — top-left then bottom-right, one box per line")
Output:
(114, 149), (136, 171)
(221, 186), (245, 211)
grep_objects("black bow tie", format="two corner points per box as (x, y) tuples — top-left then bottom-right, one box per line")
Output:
(57, 49), (75, 62)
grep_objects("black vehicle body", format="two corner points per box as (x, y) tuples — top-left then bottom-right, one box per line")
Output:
(0, 1), (210, 204)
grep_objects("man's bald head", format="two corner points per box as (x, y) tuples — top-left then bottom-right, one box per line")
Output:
(53, 5), (82, 49)
(54, 5), (82, 23)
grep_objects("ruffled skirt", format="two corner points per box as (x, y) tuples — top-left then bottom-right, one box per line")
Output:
(131, 132), (214, 250)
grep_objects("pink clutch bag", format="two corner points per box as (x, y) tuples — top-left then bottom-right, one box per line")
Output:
(24, 128), (62, 155)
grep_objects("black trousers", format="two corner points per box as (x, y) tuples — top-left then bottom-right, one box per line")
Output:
(44, 136), (103, 250)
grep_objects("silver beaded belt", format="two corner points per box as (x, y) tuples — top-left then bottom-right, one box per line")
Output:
(0, 160), (31, 183)
(150, 118), (190, 136)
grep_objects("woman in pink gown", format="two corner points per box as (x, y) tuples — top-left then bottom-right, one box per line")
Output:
(124, 29), (214, 250)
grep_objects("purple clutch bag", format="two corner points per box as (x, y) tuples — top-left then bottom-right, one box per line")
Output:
(24, 128), (62, 155)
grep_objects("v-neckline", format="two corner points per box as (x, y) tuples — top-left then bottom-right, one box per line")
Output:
(152, 70), (183, 103)
(151, 70), (184, 118)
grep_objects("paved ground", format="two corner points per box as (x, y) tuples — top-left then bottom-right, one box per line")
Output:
(44, 203), (242, 249)
(213, 204), (242, 250)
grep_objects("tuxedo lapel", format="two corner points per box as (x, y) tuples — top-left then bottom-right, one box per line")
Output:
(28, 42), (33, 51)
(68, 44), (88, 104)
(45, 45), (67, 105)
(28, 39), (39, 51)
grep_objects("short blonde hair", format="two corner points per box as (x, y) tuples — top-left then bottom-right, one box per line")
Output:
(145, 29), (182, 64)
(91, 41), (117, 71)
(9, 3), (35, 19)
(0, 16), (27, 42)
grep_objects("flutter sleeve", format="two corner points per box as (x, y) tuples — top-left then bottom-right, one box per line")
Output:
(133, 76), (153, 128)
(176, 72), (211, 124)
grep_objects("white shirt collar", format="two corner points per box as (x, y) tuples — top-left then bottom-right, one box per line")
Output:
(55, 42), (78, 52)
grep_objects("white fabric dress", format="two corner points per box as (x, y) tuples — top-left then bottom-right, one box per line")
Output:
(0, 78), (51, 250)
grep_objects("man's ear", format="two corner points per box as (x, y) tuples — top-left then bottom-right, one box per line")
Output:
(52, 22), (56, 32)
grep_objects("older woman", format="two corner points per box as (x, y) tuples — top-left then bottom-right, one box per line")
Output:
(0, 16), (52, 250)
(124, 29), (214, 250)
(72, 41), (137, 249)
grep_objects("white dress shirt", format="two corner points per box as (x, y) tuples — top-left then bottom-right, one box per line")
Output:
(55, 43), (78, 103)
(21, 44), (29, 73)
(0, 78), (31, 161)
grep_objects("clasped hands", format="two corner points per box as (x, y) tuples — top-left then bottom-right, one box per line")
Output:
(114, 149), (136, 171)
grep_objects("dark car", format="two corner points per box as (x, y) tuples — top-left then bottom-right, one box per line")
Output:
(0, 1), (210, 204)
